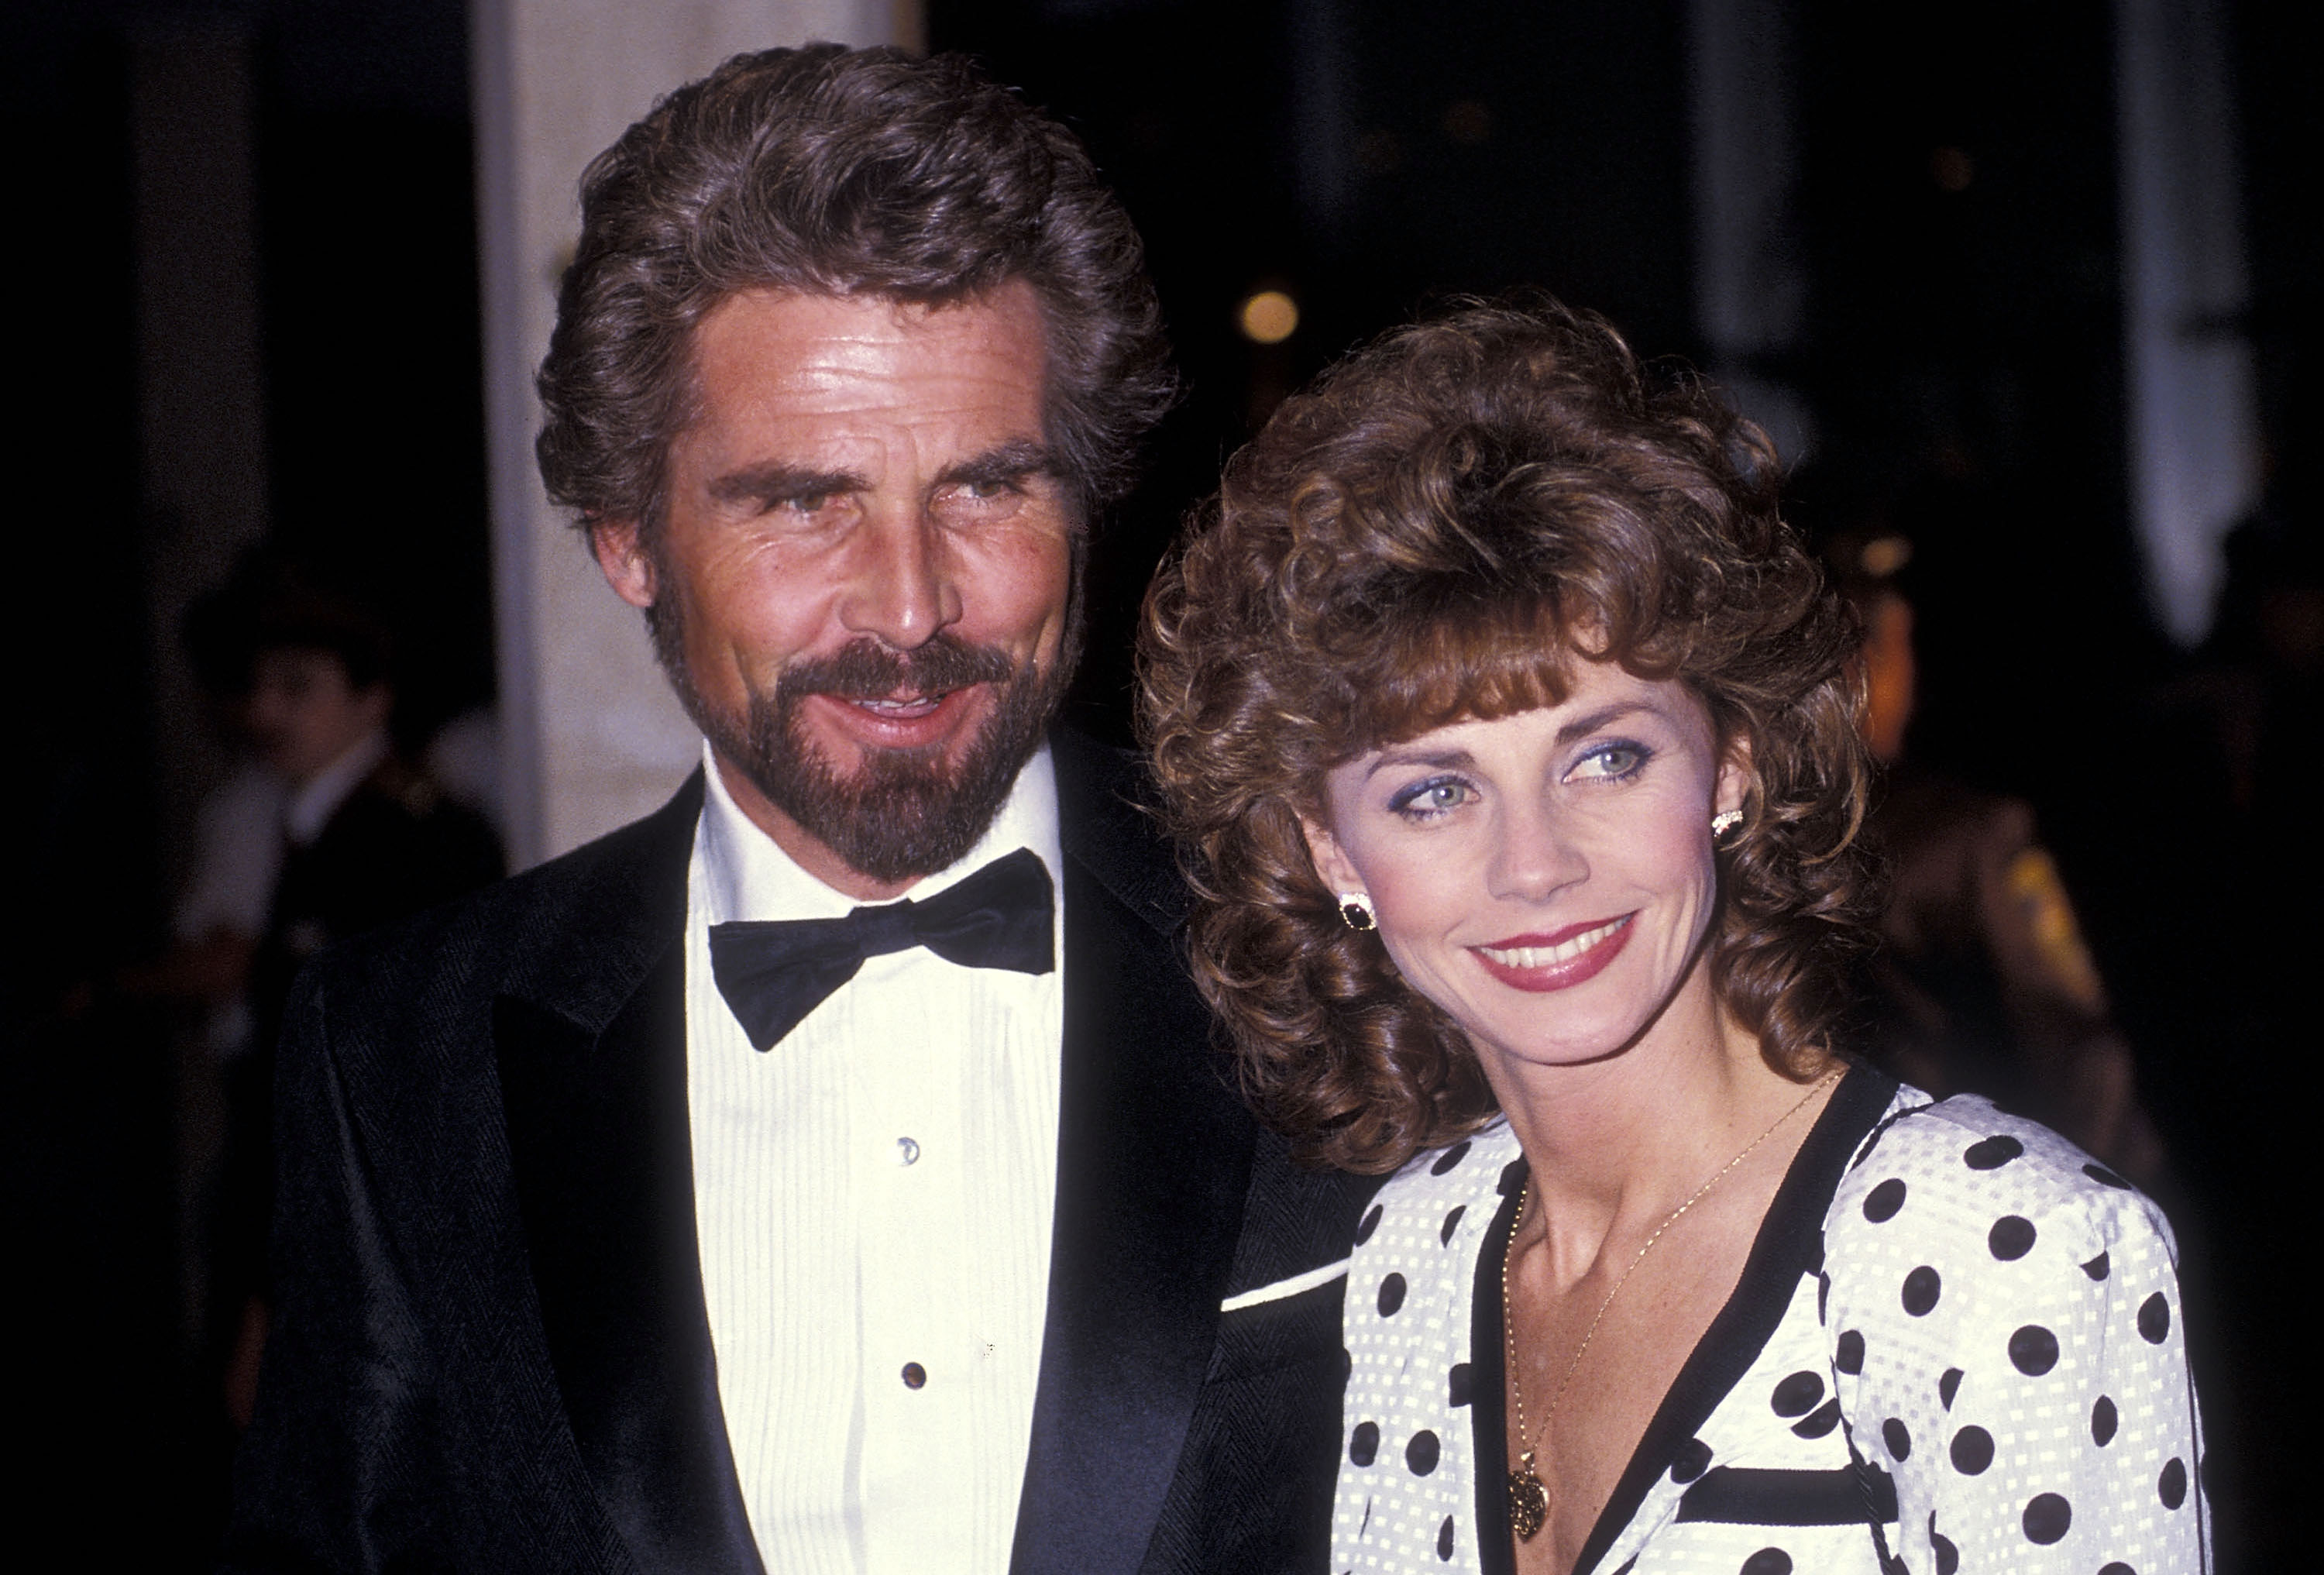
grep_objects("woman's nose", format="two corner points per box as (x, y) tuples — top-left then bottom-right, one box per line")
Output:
(1484, 800), (1589, 903)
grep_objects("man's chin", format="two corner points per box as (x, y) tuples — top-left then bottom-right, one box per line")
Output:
(726, 677), (1055, 885)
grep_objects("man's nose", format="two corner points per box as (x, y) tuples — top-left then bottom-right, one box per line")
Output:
(1485, 799), (1590, 904)
(837, 511), (962, 650)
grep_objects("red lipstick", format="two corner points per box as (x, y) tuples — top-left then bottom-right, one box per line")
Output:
(1470, 913), (1635, 992)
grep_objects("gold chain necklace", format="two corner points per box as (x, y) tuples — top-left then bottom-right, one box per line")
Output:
(1501, 1068), (1839, 1542)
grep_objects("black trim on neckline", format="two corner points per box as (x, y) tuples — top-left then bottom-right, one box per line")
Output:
(1469, 1061), (1898, 1575)
(1676, 1464), (1899, 1525)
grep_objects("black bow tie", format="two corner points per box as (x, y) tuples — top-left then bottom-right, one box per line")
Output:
(708, 847), (1055, 1051)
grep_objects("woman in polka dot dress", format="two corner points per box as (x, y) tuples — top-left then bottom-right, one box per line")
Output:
(1138, 298), (2206, 1575)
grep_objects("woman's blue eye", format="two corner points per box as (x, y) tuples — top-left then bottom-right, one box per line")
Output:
(1389, 777), (1471, 816)
(1572, 742), (1650, 781)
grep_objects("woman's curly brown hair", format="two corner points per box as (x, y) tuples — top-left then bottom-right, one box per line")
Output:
(1137, 297), (1880, 1174)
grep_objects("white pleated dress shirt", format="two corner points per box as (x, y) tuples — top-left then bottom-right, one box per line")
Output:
(685, 742), (1065, 1575)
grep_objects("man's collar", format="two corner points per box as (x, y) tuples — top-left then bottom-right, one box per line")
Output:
(694, 741), (1064, 927)
(284, 727), (390, 846)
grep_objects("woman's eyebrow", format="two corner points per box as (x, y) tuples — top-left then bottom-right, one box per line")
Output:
(1363, 748), (1476, 779)
(1555, 702), (1654, 744)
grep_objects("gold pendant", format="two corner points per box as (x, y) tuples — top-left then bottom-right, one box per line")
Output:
(1508, 1451), (1548, 1542)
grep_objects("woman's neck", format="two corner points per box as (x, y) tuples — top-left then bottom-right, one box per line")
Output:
(1483, 992), (1823, 1291)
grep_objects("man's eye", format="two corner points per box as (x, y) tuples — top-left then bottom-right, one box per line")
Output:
(783, 491), (834, 514)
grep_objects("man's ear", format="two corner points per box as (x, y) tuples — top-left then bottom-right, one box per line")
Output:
(590, 518), (657, 611)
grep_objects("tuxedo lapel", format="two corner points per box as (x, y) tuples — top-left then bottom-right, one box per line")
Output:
(1010, 736), (1258, 1575)
(491, 773), (763, 1575)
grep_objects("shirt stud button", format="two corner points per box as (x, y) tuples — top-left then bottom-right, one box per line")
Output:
(901, 1362), (927, 1390)
(896, 1137), (920, 1165)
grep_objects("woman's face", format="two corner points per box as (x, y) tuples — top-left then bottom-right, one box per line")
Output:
(1305, 660), (1747, 1072)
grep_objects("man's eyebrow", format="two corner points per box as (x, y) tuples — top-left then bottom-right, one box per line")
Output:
(705, 461), (865, 507)
(933, 438), (1059, 492)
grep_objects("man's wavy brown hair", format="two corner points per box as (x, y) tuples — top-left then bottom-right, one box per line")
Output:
(536, 43), (1174, 535)
(1138, 297), (1879, 1174)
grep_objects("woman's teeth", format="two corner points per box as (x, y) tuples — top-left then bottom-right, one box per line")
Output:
(1479, 916), (1629, 969)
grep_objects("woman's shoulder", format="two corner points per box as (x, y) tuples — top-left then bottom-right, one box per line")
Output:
(1358, 1122), (1526, 1242)
(1824, 1087), (2178, 1291)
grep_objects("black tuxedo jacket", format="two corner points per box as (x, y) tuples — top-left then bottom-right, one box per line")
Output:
(223, 733), (1376, 1574)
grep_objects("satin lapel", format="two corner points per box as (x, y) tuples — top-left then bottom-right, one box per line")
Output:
(1011, 740), (1257, 1575)
(492, 774), (762, 1575)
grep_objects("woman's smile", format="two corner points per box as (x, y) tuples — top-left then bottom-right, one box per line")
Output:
(1472, 913), (1635, 991)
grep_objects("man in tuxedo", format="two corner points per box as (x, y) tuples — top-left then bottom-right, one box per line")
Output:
(224, 43), (1371, 1575)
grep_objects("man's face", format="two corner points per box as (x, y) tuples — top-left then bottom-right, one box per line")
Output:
(245, 647), (390, 787)
(593, 284), (1078, 898)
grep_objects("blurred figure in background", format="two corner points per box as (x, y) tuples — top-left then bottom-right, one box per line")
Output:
(196, 559), (504, 1425)
(1825, 522), (2167, 1184)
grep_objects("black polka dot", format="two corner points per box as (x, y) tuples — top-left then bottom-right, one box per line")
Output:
(1817, 1271), (1831, 1322)
(1671, 1437), (1714, 1484)
(1836, 1329), (1866, 1374)
(1448, 1363), (1473, 1408)
(2098, 1565), (2136, 1575)
(1439, 1205), (1466, 1245)
(1883, 1418), (1912, 1460)
(1793, 1398), (1841, 1439)
(1938, 1367), (1963, 1408)
(1930, 1522), (1959, 1575)
(1989, 1215), (2037, 1260)
(1437, 1516), (1456, 1561)
(1430, 1140), (1472, 1175)
(1349, 1421), (1379, 1466)
(2022, 1492), (2071, 1544)
(1740, 1549), (1793, 1575)
(2138, 1291), (2171, 1343)
(2084, 1161), (2132, 1189)
(1902, 1265), (1942, 1315)
(1355, 1205), (1382, 1245)
(1965, 1134), (2023, 1169)
(1864, 1178), (1907, 1222)
(2092, 1394), (2119, 1446)
(1949, 1425), (1995, 1474)
(1770, 1370), (1825, 1417)
(2009, 1323), (2061, 1376)
(2159, 1457), (2188, 1509)
(1377, 1274), (1407, 1316)
(2082, 1251), (2110, 1281)
(1405, 1429), (1440, 1475)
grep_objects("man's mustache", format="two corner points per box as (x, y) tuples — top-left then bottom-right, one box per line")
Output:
(775, 636), (1019, 703)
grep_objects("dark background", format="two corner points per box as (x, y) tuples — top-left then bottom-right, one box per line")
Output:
(4, 0), (2313, 1565)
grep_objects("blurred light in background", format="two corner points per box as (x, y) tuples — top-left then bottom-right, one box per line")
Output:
(1930, 145), (1975, 191)
(1237, 287), (1300, 345)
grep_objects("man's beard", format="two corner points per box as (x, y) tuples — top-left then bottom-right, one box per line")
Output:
(655, 605), (1074, 885)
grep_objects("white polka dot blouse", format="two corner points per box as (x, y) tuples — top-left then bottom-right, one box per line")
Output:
(1331, 1067), (2209, 1575)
